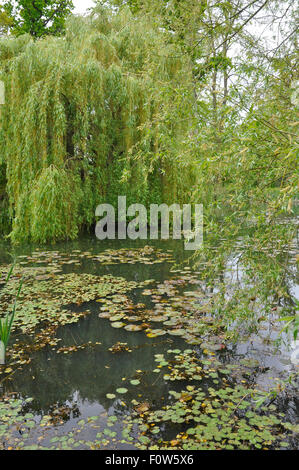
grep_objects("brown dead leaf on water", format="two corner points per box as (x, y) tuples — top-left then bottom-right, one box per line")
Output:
(136, 402), (150, 414)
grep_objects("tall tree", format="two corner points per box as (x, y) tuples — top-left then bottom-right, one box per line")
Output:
(3, 0), (74, 37)
(0, 5), (196, 243)
(0, 6), (13, 35)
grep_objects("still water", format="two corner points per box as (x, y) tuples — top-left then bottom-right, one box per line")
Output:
(0, 235), (298, 449)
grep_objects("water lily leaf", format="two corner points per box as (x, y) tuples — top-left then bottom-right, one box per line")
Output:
(163, 319), (179, 326)
(139, 435), (150, 444)
(200, 342), (223, 352)
(116, 388), (128, 394)
(111, 322), (126, 328)
(124, 324), (143, 332)
(130, 379), (140, 385)
(110, 314), (125, 322)
(148, 315), (169, 322)
(168, 329), (185, 336)
(147, 329), (166, 337)
(136, 403), (149, 413)
(98, 312), (111, 319)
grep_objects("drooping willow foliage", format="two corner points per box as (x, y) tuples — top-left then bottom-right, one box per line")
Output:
(0, 6), (196, 244)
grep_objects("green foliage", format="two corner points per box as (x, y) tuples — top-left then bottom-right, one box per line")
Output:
(0, 6), (196, 243)
(0, 264), (22, 352)
(0, 6), (13, 35)
(107, 0), (208, 70)
(126, 350), (297, 450)
(3, 0), (74, 37)
(279, 299), (299, 341)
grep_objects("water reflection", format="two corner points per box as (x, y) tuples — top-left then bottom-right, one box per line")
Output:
(0, 233), (297, 449)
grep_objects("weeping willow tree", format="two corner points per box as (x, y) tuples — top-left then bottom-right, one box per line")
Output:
(0, 5), (196, 244)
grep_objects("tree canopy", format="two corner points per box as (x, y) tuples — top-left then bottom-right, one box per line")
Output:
(2, 0), (74, 37)
(0, 5), (197, 243)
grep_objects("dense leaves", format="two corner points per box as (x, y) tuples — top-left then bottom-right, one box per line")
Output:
(0, 6), (196, 243)
(2, 0), (74, 37)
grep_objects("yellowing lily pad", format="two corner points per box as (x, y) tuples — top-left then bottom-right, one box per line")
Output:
(147, 329), (166, 337)
(111, 322), (126, 328)
(110, 314), (125, 322)
(124, 324), (143, 332)
(98, 312), (111, 319)
(149, 315), (169, 322)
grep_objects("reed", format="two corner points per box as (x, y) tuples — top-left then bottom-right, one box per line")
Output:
(0, 264), (23, 365)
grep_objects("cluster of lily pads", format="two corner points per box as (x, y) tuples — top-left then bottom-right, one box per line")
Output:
(98, 272), (227, 347)
(0, 264), (152, 376)
(15, 246), (174, 268)
(0, 395), (130, 450)
(121, 350), (298, 450)
(0, 268), (139, 331)
(1, 348), (297, 450)
(0, 246), (298, 450)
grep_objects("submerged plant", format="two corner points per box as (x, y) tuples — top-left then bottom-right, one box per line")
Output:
(0, 264), (22, 365)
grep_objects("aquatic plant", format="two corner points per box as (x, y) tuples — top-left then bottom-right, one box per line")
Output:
(0, 264), (22, 364)
(125, 350), (298, 450)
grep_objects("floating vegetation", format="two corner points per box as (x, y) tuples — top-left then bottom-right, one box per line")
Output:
(106, 394), (116, 400)
(1, 349), (297, 450)
(123, 350), (299, 450)
(90, 247), (174, 265)
(57, 342), (102, 355)
(4, 247), (174, 271)
(124, 324), (143, 332)
(130, 380), (140, 386)
(108, 342), (132, 353)
(116, 388), (128, 395)
(95, 270), (228, 347)
(0, 269), (139, 332)
(111, 322), (126, 329)
(0, 245), (297, 451)
(0, 254), (151, 376)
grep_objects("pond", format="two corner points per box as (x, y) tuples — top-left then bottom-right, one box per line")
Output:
(0, 235), (298, 450)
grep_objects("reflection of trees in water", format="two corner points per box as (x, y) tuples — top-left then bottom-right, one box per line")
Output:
(1, 234), (297, 429)
(197, 239), (298, 315)
(5, 313), (186, 419)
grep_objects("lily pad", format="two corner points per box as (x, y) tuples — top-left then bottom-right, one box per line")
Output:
(130, 379), (140, 386)
(124, 324), (143, 332)
(168, 329), (185, 336)
(98, 312), (111, 319)
(200, 342), (224, 352)
(147, 329), (167, 337)
(111, 322), (126, 329)
(110, 314), (125, 322)
(149, 315), (169, 322)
